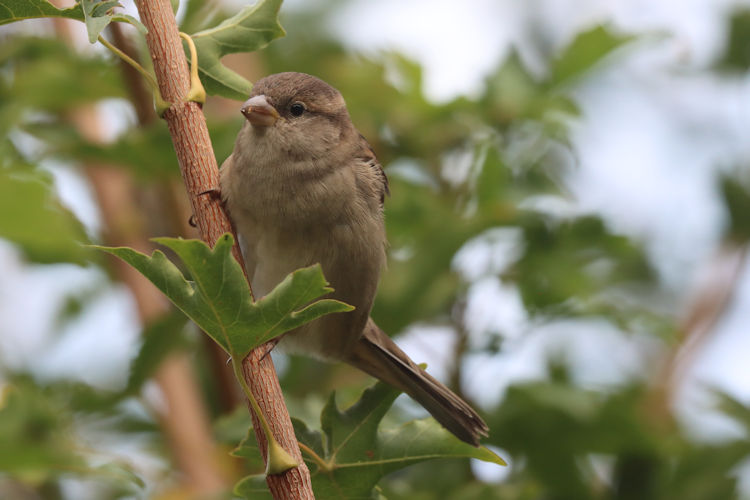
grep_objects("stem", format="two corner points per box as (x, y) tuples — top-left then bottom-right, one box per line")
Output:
(647, 240), (748, 424)
(298, 442), (331, 473)
(97, 35), (171, 115)
(231, 357), (298, 475)
(449, 298), (469, 397)
(97, 35), (157, 90)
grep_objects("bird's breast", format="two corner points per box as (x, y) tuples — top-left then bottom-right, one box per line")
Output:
(221, 150), (386, 359)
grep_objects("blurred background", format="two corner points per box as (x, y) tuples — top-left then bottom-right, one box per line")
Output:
(2, 0), (750, 498)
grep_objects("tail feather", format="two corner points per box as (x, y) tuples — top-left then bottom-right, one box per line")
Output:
(347, 319), (488, 446)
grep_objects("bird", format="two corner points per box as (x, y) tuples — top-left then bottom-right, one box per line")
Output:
(219, 72), (488, 446)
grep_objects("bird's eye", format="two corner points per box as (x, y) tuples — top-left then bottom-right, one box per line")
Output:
(290, 102), (305, 117)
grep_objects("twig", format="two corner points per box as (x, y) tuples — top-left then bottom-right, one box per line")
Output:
(449, 298), (470, 396)
(648, 240), (748, 423)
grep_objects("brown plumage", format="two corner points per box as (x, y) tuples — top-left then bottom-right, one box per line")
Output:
(220, 72), (488, 446)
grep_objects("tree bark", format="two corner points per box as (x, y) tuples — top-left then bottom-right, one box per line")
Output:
(132, 1), (314, 497)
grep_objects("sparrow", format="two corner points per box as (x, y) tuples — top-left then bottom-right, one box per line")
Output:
(220, 72), (488, 446)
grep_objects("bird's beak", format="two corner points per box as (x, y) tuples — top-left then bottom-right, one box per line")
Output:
(241, 95), (279, 127)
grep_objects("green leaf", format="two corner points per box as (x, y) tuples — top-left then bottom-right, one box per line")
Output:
(0, 377), (148, 492)
(0, 0), (144, 43)
(234, 474), (274, 499)
(0, 37), (125, 113)
(550, 25), (633, 87)
(80, 0), (145, 44)
(189, 0), (285, 99)
(719, 9), (750, 71)
(474, 145), (513, 208)
(231, 426), (268, 474)
(714, 389), (750, 433)
(292, 417), (325, 458)
(288, 381), (504, 499)
(481, 50), (541, 125)
(0, 381), (84, 476)
(214, 406), (253, 446)
(95, 233), (353, 359)
(89, 463), (146, 492)
(719, 172), (750, 242)
(511, 214), (653, 315)
(0, 166), (89, 264)
(0, 0), (84, 25)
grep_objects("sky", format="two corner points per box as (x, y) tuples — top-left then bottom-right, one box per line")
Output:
(2, 0), (750, 492)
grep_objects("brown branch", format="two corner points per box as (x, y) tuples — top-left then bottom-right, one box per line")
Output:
(647, 240), (748, 424)
(448, 299), (470, 396)
(132, 1), (313, 497)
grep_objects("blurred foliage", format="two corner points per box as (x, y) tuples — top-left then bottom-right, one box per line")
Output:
(720, 171), (750, 243)
(548, 25), (633, 87)
(720, 9), (750, 71)
(0, 163), (89, 264)
(1, 1), (750, 499)
(0, 379), (83, 478)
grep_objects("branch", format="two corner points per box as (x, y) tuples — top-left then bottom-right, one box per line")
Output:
(648, 240), (748, 424)
(132, 1), (313, 497)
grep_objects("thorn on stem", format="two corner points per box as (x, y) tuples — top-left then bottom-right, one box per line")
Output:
(259, 338), (281, 362)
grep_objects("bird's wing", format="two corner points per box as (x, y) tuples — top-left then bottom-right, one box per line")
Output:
(358, 134), (389, 208)
(219, 154), (257, 284)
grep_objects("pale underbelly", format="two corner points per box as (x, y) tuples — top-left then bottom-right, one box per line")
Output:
(246, 230), (378, 361)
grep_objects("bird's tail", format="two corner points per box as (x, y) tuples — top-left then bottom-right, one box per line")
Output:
(346, 318), (489, 446)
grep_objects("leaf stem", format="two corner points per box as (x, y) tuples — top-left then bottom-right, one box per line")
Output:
(231, 356), (299, 475)
(97, 35), (171, 115)
(297, 442), (332, 473)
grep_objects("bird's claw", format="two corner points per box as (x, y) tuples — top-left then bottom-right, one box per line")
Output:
(198, 187), (222, 199)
